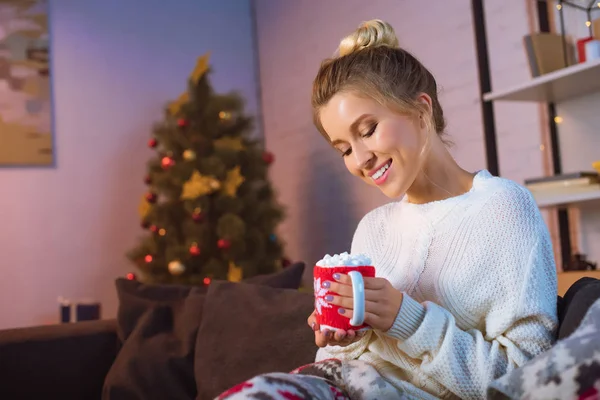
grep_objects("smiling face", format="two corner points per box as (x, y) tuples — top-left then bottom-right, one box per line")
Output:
(319, 91), (430, 199)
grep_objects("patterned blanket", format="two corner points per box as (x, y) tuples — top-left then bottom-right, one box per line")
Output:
(488, 298), (600, 400)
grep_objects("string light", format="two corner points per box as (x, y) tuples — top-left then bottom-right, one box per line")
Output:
(554, 116), (563, 124)
(556, 4), (562, 10)
(539, 144), (545, 151)
(586, 20), (592, 27)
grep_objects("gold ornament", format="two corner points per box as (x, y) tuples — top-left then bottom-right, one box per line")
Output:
(180, 170), (221, 200)
(228, 262), (243, 282)
(214, 136), (244, 152)
(168, 260), (185, 276)
(218, 111), (232, 121)
(222, 166), (245, 197)
(167, 91), (189, 116)
(183, 149), (196, 161)
(191, 52), (210, 84)
(138, 194), (152, 218)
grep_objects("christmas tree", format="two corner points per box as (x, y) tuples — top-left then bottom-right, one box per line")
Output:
(127, 53), (287, 286)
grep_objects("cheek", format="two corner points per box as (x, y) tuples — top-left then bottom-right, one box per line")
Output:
(344, 158), (361, 177)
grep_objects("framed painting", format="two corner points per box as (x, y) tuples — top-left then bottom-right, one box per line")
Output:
(0, 0), (53, 166)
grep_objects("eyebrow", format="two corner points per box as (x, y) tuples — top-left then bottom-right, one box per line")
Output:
(330, 114), (372, 147)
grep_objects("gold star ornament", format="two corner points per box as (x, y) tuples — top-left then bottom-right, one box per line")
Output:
(138, 194), (152, 218)
(191, 52), (210, 84)
(167, 91), (189, 116)
(228, 262), (243, 282)
(180, 170), (221, 200)
(222, 166), (245, 197)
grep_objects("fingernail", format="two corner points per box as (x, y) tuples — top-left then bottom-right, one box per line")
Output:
(322, 281), (330, 289)
(338, 308), (346, 314)
(311, 322), (316, 330)
(323, 329), (330, 338)
(333, 273), (341, 280)
(325, 295), (333, 302)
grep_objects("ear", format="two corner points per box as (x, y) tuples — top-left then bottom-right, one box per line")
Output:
(416, 93), (433, 112)
(416, 93), (433, 130)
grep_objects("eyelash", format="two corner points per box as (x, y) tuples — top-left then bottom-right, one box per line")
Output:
(341, 123), (377, 157)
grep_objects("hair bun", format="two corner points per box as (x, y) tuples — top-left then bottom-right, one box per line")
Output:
(337, 19), (399, 57)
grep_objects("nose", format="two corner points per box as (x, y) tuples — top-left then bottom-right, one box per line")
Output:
(352, 142), (374, 171)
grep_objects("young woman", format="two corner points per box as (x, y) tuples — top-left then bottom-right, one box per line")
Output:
(217, 19), (558, 400)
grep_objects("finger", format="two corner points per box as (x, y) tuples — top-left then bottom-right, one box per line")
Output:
(315, 331), (328, 347)
(307, 312), (319, 331)
(326, 294), (354, 309)
(326, 280), (353, 297)
(363, 277), (388, 290)
(335, 300), (378, 315)
(333, 329), (347, 342)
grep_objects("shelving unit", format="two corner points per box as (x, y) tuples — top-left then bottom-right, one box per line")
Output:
(474, 0), (600, 267)
(484, 58), (600, 102)
(531, 185), (600, 208)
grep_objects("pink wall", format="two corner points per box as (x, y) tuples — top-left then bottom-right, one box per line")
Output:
(0, 0), (260, 330)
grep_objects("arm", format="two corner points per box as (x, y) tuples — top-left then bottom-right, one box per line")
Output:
(385, 189), (558, 399)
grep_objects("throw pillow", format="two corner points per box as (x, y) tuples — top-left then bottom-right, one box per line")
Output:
(487, 298), (600, 400)
(103, 262), (306, 400)
(194, 281), (317, 400)
(102, 279), (205, 400)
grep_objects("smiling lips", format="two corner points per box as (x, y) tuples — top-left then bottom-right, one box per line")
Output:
(369, 160), (392, 185)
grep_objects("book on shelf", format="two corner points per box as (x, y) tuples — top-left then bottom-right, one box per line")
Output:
(525, 172), (599, 191)
(523, 33), (568, 77)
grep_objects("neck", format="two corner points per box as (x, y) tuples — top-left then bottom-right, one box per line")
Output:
(406, 135), (474, 204)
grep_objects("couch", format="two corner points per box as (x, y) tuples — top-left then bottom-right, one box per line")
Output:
(0, 263), (598, 400)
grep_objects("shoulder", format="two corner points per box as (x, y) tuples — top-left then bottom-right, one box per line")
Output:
(470, 172), (548, 243)
(475, 172), (540, 219)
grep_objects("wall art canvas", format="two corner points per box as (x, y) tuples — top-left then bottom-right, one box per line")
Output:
(0, 0), (52, 166)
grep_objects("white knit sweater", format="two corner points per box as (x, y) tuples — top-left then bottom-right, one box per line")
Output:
(315, 170), (558, 400)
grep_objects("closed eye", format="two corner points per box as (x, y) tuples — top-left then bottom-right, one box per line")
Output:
(341, 123), (377, 157)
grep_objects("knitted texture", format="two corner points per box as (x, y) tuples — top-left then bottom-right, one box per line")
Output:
(316, 170), (558, 400)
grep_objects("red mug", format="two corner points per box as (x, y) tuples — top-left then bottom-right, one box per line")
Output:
(313, 265), (376, 332)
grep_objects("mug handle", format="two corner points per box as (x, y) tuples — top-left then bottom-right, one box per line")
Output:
(348, 271), (365, 326)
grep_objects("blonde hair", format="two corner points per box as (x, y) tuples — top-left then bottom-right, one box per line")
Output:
(312, 20), (448, 143)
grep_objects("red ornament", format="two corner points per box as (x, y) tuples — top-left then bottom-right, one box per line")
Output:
(148, 138), (158, 148)
(161, 156), (175, 169)
(177, 118), (188, 128)
(144, 174), (152, 185)
(217, 239), (231, 250)
(150, 225), (158, 233)
(282, 258), (292, 267)
(189, 244), (201, 256)
(203, 277), (211, 285)
(144, 255), (153, 263)
(262, 151), (274, 165)
(192, 211), (204, 222)
(126, 272), (136, 280)
(146, 192), (157, 203)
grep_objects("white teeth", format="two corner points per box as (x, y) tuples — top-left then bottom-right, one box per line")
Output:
(372, 161), (391, 180)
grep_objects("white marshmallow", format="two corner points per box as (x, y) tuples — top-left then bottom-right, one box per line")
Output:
(315, 252), (372, 267)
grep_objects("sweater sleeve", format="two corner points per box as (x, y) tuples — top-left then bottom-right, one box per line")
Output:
(384, 187), (558, 399)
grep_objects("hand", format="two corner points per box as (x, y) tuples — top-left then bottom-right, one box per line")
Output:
(307, 310), (366, 348)
(324, 274), (403, 332)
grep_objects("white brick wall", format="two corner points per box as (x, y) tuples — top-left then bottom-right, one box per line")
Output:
(254, 0), (600, 272)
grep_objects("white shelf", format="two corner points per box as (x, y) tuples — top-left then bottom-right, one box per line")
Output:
(484, 58), (600, 103)
(531, 185), (600, 208)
